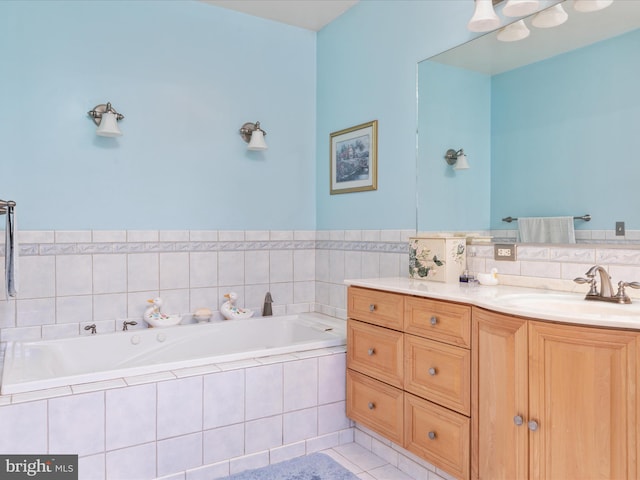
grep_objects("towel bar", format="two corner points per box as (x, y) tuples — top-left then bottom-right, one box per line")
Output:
(502, 214), (591, 223)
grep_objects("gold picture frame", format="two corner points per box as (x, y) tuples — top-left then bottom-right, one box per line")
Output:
(330, 120), (378, 194)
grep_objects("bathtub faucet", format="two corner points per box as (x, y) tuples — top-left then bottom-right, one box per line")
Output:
(84, 324), (97, 335)
(262, 292), (273, 316)
(122, 320), (138, 331)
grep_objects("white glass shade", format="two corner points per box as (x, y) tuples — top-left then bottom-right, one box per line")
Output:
(497, 20), (531, 41)
(95, 111), (122, 137)
(532, 4), (568, 28)
(503, 0), (540, 17)
(467, 0), (500, 32)
(247, 129), (268, 151)
(573, 0), (613, 13)
(454, 153), (470, 170)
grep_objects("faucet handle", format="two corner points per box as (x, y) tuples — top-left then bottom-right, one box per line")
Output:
(574, 276), (598, 296)
(614, 281), (640, 304)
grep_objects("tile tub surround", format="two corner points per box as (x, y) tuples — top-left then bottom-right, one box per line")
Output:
(0, 347), (351, 480)
(0, 229), (414, 343)
(4, 229), (640, 344)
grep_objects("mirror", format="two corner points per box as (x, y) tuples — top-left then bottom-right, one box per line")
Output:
(417, 0), (640, 241)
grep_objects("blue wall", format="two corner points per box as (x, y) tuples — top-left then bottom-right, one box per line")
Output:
(491, 28), (640, 230)
(315, 1), (478, 230)
(418, 61), (492, 231)
(0, 1), (316, 230)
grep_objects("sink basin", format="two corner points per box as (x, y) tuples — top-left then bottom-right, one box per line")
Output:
(497, 293), (640, 318)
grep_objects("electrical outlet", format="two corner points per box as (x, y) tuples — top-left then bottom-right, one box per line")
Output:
(616, 221), (625, 236)
(494, 243), (517, 261)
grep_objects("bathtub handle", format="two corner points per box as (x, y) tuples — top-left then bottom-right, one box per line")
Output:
(122, 320), (138, 331)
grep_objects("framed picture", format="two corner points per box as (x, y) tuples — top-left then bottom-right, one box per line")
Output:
(330, 120), (378, 194)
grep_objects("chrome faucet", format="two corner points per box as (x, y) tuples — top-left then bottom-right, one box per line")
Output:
(574, 265), (640, 304)
(262, 292), (273, 316)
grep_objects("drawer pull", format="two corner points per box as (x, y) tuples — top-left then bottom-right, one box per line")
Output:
(369, 304), (376, 312)
(430, 316), (438, 326)
(513, 415), (524, 426)
(367, 348), (376, 356)
(428, 367), (437, 376)
(428, 431), (437, 440)
(368, 402), (375, 410)
(528, 420), (539, 432)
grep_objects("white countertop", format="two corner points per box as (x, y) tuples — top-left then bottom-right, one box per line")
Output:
(345, 277), (640, 330)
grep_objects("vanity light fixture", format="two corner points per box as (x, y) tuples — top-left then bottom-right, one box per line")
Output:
(573, 0), (613, 13)
(467, 0), (501, 32)
(497, 19), (530, 41)
(532, 3), (568, 28)
(239, 121), (268, 151)
(445, 149), (470, 170)
(87, 102), (124, 137)
(503, 0), (540, 17)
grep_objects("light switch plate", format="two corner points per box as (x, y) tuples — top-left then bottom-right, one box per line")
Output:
(616, 221), (625, 236)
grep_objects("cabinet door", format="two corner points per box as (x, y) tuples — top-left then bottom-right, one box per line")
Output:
(472, 308), (528, 480)
(529, 321), (639, 480)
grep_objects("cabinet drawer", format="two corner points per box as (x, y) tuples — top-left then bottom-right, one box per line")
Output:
(405, 296), (471, 348)
(347, 319), (403, 388)
(404, 393), (470, 480)
(348, 287), (404, 329)
(404, 334), (470, 415)
(347, 370), (403, 445)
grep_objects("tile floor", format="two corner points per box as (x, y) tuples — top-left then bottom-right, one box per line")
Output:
(321, 427), (457, 480)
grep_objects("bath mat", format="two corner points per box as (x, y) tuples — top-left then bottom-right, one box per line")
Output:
(220, 452), (359, 480)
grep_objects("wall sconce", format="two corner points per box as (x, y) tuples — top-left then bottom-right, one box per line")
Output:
(88, 102), (124, 137)
(239, 121), (268, 151)
(445, 148), (470, 170)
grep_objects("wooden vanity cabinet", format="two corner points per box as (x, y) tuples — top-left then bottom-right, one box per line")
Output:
(347, 286), (472, 480)
(472, 307), (640, 480)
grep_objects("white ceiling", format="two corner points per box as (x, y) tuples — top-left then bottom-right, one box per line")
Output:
(201, 0), (359, 31)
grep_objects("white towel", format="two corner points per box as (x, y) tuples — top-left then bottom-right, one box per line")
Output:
(5, 204), (18, 297)
(518, 216), (576, 244)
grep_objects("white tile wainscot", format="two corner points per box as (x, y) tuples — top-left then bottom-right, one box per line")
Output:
(0, 347), (351, 480)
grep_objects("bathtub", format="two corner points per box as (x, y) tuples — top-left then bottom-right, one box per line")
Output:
(1, 312), (345, 395)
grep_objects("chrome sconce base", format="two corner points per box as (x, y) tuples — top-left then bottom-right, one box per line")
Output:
(445, 149), (462, 166)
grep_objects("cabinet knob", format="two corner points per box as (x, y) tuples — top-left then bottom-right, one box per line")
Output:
(369, 304), (376, 312)
(430, 316), (438, 326)
(368, 402), (375, 410)
(428, 431), (437, 440)
(528, 420), (539, 432)
(428, 367), (437, 376)
(368, 348), (375, 356)
(513, 415), (524, 426)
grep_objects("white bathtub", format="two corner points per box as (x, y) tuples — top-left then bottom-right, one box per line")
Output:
(1, 312), (345, 395)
